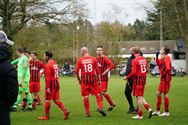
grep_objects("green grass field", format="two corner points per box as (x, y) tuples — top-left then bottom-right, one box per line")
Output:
(11, 75), (188, 125)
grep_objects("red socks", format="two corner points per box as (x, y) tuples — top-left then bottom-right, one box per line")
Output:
(83, 97), (90, 115)
(45, 100), (67, 115)
(37, 95), (41, 104)
(22, 98), (27, 107)
(83, 95), (103, 115)
(32, 99), (37, 108)
(164, 97), (169, 112)
(138, 109), (143, 117)
(45, 101), (51, 115)
(54, 100), (66, 111)
(96, 94), (103, 110)
(144, 104), (151, 111)
(156, 96), (162, 111)
(155, 96), (169, 112)
(104, 93), (114, 106)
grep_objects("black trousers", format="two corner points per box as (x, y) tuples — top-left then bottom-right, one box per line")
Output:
(124, 79), (134, 109)
(0, 104), (10, 125)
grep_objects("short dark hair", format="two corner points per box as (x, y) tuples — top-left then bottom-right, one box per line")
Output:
(31, 51), (38, 56)
(17, 48), (25, 53)
(164, 46), (170, 54)
(132, 46), (140, 54)
(44, 50), (53, 58)
(25, 50), (31, 55)
(23, 47), (31, 54)
(97, 46), (103, 49)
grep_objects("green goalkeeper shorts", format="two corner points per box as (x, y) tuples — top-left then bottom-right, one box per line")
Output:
(19, 82), (29, 93)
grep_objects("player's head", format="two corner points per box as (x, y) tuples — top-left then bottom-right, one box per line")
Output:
(96, 46), (103, 56)
(31, 51), (38, 61)
(24, 49), (31, 58)
(17, 48), (25, 55)
(161, 46), (170, 55)
(130, 46), (136, 56)
(81, 47), (88, 56)
(132, 46), (140, 56)
(44, 50), (53, 62)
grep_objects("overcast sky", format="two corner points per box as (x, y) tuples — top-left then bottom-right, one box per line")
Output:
(84, 0), (153, 25)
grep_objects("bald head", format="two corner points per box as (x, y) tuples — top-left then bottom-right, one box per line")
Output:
(130, 47), (134, 52)
(81, 47), (89, 56)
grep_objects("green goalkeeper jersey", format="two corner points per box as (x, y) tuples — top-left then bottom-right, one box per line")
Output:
(12, 55), (30, 83)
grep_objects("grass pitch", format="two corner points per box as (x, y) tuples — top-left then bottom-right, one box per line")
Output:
(11, 75), (188, 125)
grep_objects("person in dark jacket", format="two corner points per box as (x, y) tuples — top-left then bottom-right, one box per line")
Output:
(0, 31), (18, 125)
(124, 47), (136, 114)
(124, 47), (143, 114)
(124, 47), (143, 113)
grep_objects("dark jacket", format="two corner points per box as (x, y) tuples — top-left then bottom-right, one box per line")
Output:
(0, 45), (18, 108)
(124, 54), (135, 76)
(124, 52), (143, 76)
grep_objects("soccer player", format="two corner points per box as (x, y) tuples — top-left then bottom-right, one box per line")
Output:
(75, 47), (106, 117)
(152, 47), (172, 117)
(29, 52), (45, 109)
(25, 50), (42, 105)
(38, 51), (70, 120)
(11, 48), (33, 111)
(124, 47), (152, 120)
(96, 46), (116, 111)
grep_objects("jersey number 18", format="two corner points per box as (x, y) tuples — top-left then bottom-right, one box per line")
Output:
(84, 64), (93, 73)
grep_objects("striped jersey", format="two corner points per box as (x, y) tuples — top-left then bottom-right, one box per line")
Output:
(75, 55), (99, 84)
(96, 55), (115, 81)
(126, 56), (148, 85)
(29, 60), (45, 82)
(156, 55), (172, 82)
(45, 60), (60, 89)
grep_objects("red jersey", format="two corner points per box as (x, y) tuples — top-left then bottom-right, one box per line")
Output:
(75, 55), (99, 84)
(96, 55), (115, 81)
(126, 56), (148, 85)
(45, 60), (59, 89)
(29, 60), (45, 82)
(156, 55), (172, 82)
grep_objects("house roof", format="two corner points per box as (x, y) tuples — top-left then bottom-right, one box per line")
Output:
(120, 40), (176, 54)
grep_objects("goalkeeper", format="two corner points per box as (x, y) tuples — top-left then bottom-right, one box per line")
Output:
(10, 48), (32, 111)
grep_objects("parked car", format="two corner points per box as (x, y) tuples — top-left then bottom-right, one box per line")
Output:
(58, 65), (74, 76)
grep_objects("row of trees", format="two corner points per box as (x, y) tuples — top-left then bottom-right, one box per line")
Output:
(11, 18), (145, 65)
(12, 18), (130, 65)
(0, 0), (187, 70)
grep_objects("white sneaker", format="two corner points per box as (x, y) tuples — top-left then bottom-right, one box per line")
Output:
(152, 111), (160, 116)
(159, 112), (170, 117)
(132, 115), (143, 120)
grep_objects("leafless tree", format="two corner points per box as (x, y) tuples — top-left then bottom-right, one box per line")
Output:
(0, 0), (85, 38)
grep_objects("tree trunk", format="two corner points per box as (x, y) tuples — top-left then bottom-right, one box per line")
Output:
(2, 1), (13, 39)
(2, 18), (12, 39)
(173, 0), (184, 37)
